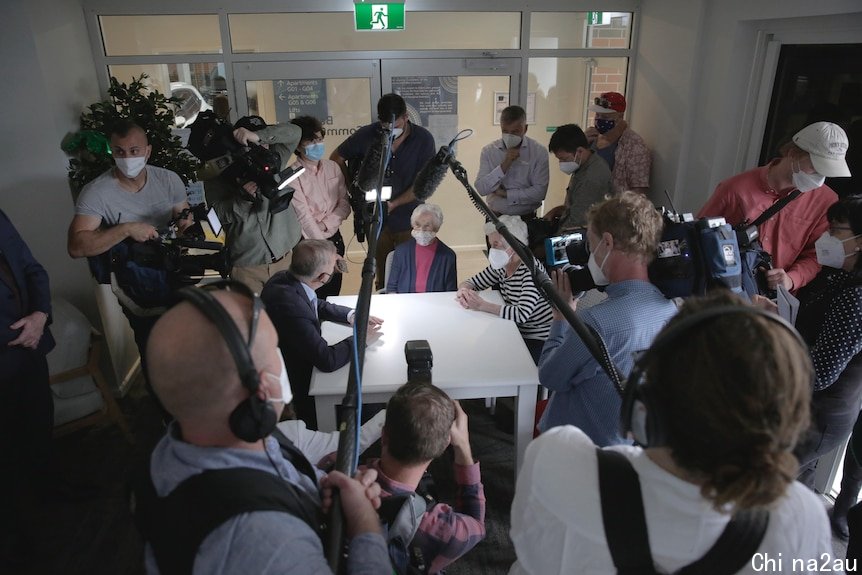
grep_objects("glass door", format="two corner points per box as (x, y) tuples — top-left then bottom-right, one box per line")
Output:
(381, 58), (521, 249)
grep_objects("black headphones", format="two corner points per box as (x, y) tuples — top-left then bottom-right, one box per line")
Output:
(619, 305), (806, 448)
(177, 280), (277, 442)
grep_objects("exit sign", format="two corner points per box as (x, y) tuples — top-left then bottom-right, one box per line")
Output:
(355, 3), (405, 31)
(587, 12), (603, 25)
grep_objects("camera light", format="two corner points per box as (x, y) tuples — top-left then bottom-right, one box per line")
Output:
(275, 164), (306, 190)
(365, 186), (393, 201)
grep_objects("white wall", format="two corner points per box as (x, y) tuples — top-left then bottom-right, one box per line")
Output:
(0, 0), (100, 320)
(634, 0), (862, 214)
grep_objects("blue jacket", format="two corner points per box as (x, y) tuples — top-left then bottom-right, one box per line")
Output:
(386, 239), (457, 294)
(0, 210), (54, 355)
(260, 271), (353, 407)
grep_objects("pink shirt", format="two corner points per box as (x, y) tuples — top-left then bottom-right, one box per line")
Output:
(291, 157), (351, 240)
(414, 240), (439, 293)
(698, 161), (837, 291)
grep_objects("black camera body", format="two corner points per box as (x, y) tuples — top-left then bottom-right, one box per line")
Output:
(187, 111), (296, 213)
(543, 229), (594, 296)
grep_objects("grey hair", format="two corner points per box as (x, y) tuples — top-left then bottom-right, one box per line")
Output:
(411, 203), (444, 230)
(485, 215), (528, 246)
(289, 239), (336, 279)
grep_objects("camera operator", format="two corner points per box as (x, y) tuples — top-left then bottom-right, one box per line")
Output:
(537, 191), (678, 445)
(67, 120), (192, 395)
(698, 122), (851, 293)
(543, 124), (613, 232)
(205, 116), (304, 294)
(331, 94), (435, 290)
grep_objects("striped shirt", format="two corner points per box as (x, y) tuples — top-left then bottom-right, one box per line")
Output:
(465, 262), (553, 341)
(368, 459), (486, 575)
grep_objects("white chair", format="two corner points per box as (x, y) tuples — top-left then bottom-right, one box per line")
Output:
(47, 299), (133, 443)
(377, 250), (396, 294)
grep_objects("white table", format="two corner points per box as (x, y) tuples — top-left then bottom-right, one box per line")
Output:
(310, 291), (539, 475)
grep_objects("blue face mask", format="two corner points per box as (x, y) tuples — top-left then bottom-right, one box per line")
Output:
(303, 142), (325, 161)
(595, 119), (616, 134)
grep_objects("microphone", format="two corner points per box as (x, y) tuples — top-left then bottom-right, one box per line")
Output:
(413, 146), (453, 202)
(356, 128), (386, 192)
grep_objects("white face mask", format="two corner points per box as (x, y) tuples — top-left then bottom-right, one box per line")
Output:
(502, 133), (523, 149)
(792, 160), (825, 193)
(488, 247), (511, 270)
(264, 353), (293, 406)
(115, 156), (147, 179)
(412, 229), (437, 246)
(587, 243), (611, 286)
(391, 127), (404, 139)
(815, 231), (860, 269)
(559, 161), (579, 175)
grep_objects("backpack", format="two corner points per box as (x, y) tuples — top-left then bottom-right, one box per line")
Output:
(131, 430), (434, 575)
(597, 448), (769, 575)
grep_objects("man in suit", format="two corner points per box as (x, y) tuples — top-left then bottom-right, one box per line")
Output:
(261, 239), (383, 428)
(0, 209), (55, 568)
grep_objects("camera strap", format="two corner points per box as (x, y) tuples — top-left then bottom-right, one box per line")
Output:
(748, 189), (802, 229)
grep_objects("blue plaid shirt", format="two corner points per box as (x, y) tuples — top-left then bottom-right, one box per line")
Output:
(537, 280), (678, 446)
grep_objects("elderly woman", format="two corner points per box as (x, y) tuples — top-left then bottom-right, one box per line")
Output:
(510, 292), (831, 574)
(456, 215), (553, 364)
(386, 203), (457, 294)
(289, 115), (351, 298)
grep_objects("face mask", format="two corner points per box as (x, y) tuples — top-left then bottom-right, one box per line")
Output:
(559, 161), (579, 175)
(264, 353), (293, 406)
(587, 243), (611, 286)
(412, 229), (437, 246)
(488, 247), (511, 270)
(595, 119), (616, 135)
(391, 127), (404, 139)
(791, 160), (825, 193)
(502, 133), (522, 149)
(114, 156), (147, 178)
(303, 142), (325, 161)
(815, 231), (860, 269)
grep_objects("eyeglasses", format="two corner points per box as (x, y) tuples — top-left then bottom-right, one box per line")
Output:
(830, 226), (853, 234)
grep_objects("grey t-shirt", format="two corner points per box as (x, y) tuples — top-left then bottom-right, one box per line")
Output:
(75, 165), (187, 229)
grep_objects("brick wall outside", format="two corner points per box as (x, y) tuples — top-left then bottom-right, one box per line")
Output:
(587, 15), (630, 122)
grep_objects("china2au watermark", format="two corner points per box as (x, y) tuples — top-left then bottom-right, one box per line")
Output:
(751, 552), (857, 573)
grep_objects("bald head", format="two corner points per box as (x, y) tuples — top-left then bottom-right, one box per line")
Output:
(147, 291), (280, 426)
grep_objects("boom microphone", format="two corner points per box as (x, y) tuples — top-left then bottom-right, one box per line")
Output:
(413, 146), (453, 201)
(356, 129), (386, 192)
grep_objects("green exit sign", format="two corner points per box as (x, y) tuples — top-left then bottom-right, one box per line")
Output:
(587, 11), (603, 25)
(355, 3), (405, 31)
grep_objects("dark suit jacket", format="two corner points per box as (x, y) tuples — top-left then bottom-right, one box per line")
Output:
(0, 210), (54, 355)
(386, 238), (457, 294)
(261, 271), (353, 401)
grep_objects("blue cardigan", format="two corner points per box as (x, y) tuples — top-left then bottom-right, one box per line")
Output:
(386, 238), (457, 293)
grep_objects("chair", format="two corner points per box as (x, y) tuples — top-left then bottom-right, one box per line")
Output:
(377, 250), (396, 294)
(47, 298), (133, 443)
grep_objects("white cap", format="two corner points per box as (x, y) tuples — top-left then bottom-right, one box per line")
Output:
(792, 122), (851, 177)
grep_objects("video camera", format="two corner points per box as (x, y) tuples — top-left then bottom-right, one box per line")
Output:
(186, 111), (303, 214)
(543, 228), (595, 297)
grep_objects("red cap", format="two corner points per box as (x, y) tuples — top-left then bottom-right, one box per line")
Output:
(589, 92), (626, 114)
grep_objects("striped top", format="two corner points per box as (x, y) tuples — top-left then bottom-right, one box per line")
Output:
(465, 262), (553, 341)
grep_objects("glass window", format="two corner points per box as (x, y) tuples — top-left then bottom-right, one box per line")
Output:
(229, 12), (520, 52)
(528, 56), (629, 209)
(109, 63), (226, 128)
(100, 15), (221, 56)
(530, 12), (632, 50)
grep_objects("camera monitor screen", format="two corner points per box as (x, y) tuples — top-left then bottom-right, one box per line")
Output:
(545, 231), (586, 267)
(206, 206), (223, 237)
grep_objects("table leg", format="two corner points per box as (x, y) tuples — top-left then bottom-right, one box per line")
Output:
(316, 397), (339, 432)
(514, 384), (538, 479)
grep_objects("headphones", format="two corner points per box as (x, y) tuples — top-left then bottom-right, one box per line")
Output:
(177, 280), (278, 442)
(619, 305), (806, 448)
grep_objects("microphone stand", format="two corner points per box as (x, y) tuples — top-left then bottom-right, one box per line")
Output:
(446, 157), (625, 390)
(326, 123), (394, 573)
